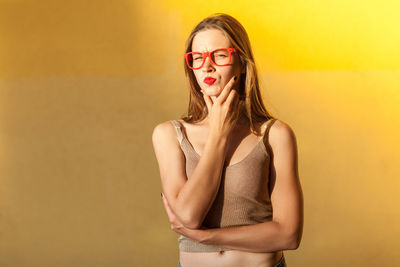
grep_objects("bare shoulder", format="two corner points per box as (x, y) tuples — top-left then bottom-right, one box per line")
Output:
(151, 120), (184, 164)
(268, 119), (297, 150)
(152, 120), (178, 146)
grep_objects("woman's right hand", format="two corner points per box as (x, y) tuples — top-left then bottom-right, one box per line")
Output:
(201, 75), (240, 140)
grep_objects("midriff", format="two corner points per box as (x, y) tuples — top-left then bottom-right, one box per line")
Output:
(179, 250), (283, 267)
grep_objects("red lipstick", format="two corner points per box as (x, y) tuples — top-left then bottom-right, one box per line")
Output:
(204, 77), (216, 85)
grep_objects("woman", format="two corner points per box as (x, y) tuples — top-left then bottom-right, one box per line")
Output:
(152, 13), (303, 267)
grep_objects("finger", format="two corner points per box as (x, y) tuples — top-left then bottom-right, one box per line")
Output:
(202, 91), (212, 112)
(225, 87), (238, 107)
(171, 225), (183, 235)
(163, 197), (181, 224)
(161, 195), (174, 215)
(216, 75), (236, 103)
(171, 224), (184, 235)
(163, 197), (173, 214)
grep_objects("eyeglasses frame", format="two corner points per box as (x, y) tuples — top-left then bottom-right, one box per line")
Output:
(184, 48), (240, 70)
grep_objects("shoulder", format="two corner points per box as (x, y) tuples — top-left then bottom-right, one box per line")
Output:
(152, 120), (175, 136)
(152, 120), (178, 146)
(268, 119), (297, 151)
(269, 119), (295, 137)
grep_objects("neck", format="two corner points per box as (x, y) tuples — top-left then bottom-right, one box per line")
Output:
(198, 111), (249, 128)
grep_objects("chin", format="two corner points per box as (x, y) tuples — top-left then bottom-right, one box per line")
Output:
(204, 87), (222, 95)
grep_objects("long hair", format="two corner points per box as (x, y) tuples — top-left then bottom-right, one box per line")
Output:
(181, 13), (276, 135)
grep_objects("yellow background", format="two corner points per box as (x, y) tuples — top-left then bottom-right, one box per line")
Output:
(0, 0), (399, 266)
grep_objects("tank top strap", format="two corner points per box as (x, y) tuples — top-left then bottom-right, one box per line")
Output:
(262, 118), (277, 141)
(170, 120), (184, 144)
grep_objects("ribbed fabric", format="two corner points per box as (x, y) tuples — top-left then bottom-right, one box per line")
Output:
(170, 118), (277, 252)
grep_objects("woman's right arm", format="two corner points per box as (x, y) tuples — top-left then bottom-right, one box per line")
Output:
(152, 76), (239, 229)
(152, 122), (228, 229)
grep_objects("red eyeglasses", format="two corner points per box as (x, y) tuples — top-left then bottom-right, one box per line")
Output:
(184, 48), (240, 70)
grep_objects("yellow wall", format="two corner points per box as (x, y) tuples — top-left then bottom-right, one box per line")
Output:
(0, 0), (399, 266)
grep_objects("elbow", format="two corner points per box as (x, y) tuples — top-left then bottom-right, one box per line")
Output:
(180, 212), (202, 230)
(182, 221), (202, 230)
(173, 200), (203, 229)
(280, 220), (302, 250)
(286, 231), (302, 250)
(181, 218), (202, 229)
(287, 238), (300, 250)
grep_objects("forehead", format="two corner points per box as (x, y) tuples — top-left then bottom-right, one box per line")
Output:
(191, 29), (231, 52)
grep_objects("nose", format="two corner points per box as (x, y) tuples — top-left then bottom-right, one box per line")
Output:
(202, 54), (215, 72)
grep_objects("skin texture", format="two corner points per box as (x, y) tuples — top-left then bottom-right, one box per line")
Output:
(156, 28), (304, 266)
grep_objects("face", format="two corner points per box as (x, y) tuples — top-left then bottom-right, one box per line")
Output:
(191, 29), (242, 99)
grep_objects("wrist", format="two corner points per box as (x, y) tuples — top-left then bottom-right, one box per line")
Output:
(199, 228), (213, 244)
(207, 131), (228, 148)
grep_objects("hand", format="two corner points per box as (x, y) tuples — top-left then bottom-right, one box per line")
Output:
(201, 75), (240, 140)
(161, 193), (209, 243)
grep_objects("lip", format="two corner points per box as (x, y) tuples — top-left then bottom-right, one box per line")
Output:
(203, 77), (216, 85)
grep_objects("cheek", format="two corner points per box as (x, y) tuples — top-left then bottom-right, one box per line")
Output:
(218, 69), (235, 83)
(193, 71), (202, 81)
(192, 72), (201, 85)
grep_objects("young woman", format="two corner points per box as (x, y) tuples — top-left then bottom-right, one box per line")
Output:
(152, 13), (303, 267)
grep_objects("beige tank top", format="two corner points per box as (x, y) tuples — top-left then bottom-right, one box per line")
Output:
(170, 118), (277, 252)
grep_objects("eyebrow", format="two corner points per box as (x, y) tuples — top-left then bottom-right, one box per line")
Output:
(192, 48), (227, 52)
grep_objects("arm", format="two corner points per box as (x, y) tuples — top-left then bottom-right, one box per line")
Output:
(197, 120), (304, 252)
(152, 121), (228, 229)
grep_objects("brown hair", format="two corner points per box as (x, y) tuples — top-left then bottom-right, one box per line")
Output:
(181, 13), (276, 135)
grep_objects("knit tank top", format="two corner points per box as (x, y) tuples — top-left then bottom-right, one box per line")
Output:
(170, 118), (277, 252)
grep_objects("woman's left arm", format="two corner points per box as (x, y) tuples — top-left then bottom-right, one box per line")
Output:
(161, 120), (304, 253)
